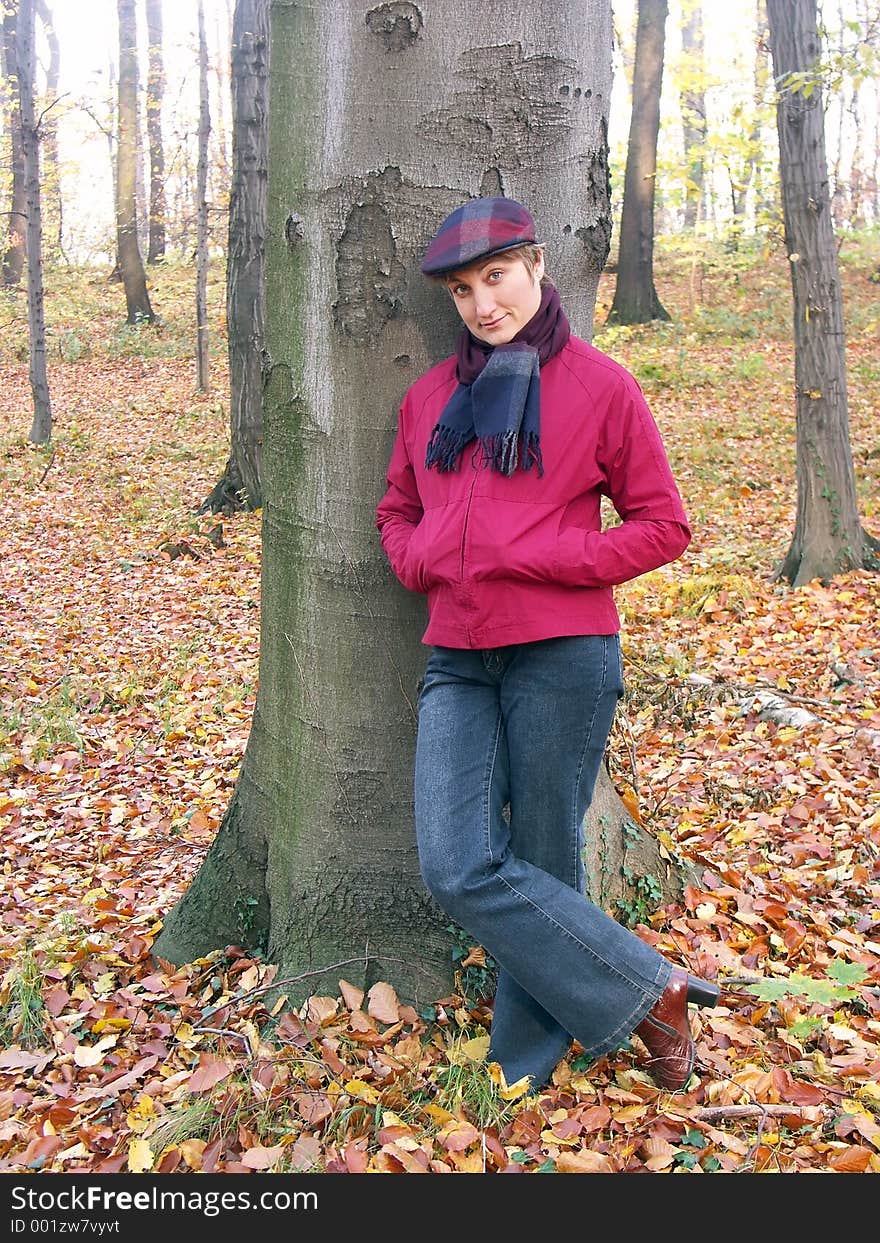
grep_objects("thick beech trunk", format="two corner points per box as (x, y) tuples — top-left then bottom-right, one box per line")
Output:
(608, 0), (670, 323)
(115, 0), (154, 323)
(145, 0), (166, 263)
(18, 0), (50, 443)
(767, 0), (879, 584)
(155, 0), (690, 1007)
(200, 0), (267, 515)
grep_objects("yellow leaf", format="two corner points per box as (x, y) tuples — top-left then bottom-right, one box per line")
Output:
(423, 1103), (457, 1126)
(179, 1139), (206, 1170)
(93, 1017), (132, 1034)
(620, 787), (641, 823)
(127, 1139), (154, 1173)
(126, 1096), (157, 1134)
(568, 1075), (597, 1096)
(486, 1061), (532, 1101)
(460, 1034), (490, 1063)
(344, 1079), (380, 1104)
(556, 1149), (614, 1173)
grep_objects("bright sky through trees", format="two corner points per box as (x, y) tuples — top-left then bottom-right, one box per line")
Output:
(37, 0), (879, 261)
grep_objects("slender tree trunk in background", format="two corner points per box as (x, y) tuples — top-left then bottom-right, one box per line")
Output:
(195, 0), (210, 391)
(679, 0), (705, 232)
(767, 0), (879, 584)
(607, 0), (670, 323)
(154, 0), (690, 1002)
(145, 0), (166, 263)
(107, 52), (122, 277)
(211, 6), (231, 204)
(732, 0), (770, 228)
(200, 0), (267, 515)
(33, 0), (61, 260)
(847, 77), (864, 227)
(2, 2), (27, 286)
(830, 0), (847, 228)
(116, 0), (153, 322)
(17, 0), (50, 442)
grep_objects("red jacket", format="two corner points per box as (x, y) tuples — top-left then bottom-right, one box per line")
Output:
(376, 335), (690, 649)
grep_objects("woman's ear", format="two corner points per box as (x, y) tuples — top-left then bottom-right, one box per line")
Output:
(534, 249), (545, 284)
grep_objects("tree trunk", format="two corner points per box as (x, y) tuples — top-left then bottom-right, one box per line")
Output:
(33, 0), (61, 261)
(200, 0), (267, 515)
(17, 0), (50, 443)
(607, 0), (670, 324)
(679, 0), (705, 232)
(210, 4), (231, 205)
(731, 0), (770, 230)
(154, 0), (690, 1008)
(2, 2), (27, 286)
(116, 0), (154, 323)
(767, 0), (879, 585)
(195, 0), (210, 392)
(145, 0), (166, 263)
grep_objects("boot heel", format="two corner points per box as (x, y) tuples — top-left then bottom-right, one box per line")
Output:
(686, 977), (720, 1008)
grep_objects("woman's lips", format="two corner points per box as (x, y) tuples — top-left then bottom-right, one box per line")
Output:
(480, 315), (506, 329)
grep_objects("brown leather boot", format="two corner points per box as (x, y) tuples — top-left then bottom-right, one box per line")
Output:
(635, 967), (715, 1092)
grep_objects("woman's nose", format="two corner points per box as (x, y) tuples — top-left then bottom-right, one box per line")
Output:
(474, 289), (497, 318)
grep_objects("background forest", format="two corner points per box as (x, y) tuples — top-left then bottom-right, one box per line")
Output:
(0, 0), (879, 1180)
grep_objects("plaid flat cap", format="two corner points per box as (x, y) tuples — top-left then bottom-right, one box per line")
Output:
(420, 196), (537, 275)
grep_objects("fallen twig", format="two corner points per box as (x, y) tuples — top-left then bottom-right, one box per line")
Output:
(693, 1104), (824, 1122)
(38, 449), (56, 485)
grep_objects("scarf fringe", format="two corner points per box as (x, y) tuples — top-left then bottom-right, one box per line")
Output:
(425, 423), (472, 473)
(476, 429), (544, 478)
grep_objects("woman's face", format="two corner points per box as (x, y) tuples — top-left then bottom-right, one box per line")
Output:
(445, 251), (545, 345)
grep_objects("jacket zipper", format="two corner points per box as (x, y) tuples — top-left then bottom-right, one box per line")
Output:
(459, 469), (479, 581)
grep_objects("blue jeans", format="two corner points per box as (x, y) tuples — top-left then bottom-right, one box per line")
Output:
(414, 634), (672, 1090)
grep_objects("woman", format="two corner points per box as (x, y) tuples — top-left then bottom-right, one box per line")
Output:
(376, 196), (718, 1094)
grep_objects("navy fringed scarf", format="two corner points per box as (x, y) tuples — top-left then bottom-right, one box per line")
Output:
(425, 283), (570, 478)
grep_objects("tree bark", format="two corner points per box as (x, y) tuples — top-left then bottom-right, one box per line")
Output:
(145, 0), (166, 263)
(33, 0), (61, 260)
(154, 0), (689, 1007)
(195, 0), (210, 391)
(607, 0), (670, 323)
(767, 0), (879, 584)
(116, 0), (154, 323)
(17, 0), (50, 443)
(199, 0), (267, 515)
(731, 0), (771, 234)
(679, 0), (705, 232)
(2, 2), (27, 286)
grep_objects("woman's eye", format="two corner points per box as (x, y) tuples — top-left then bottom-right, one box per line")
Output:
(453, 285), (468, 296)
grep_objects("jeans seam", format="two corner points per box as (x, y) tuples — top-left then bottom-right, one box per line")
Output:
(567, 635), (608, 889)
(494, 872), (661, 1056)
(482, 706), (506, 871)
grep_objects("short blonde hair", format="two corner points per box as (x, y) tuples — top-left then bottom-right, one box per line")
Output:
(430, 243), (547, 286)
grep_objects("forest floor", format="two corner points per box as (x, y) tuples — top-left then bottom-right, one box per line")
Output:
(0, 233), (878, 1176)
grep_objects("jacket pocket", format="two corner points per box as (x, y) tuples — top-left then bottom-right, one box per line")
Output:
(404, 505), (465, 592)
(551, 522), (590, 586)
(466, 500), (560, 583)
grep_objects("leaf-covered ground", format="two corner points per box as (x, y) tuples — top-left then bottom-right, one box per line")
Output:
(0, 239), (878, 1174)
